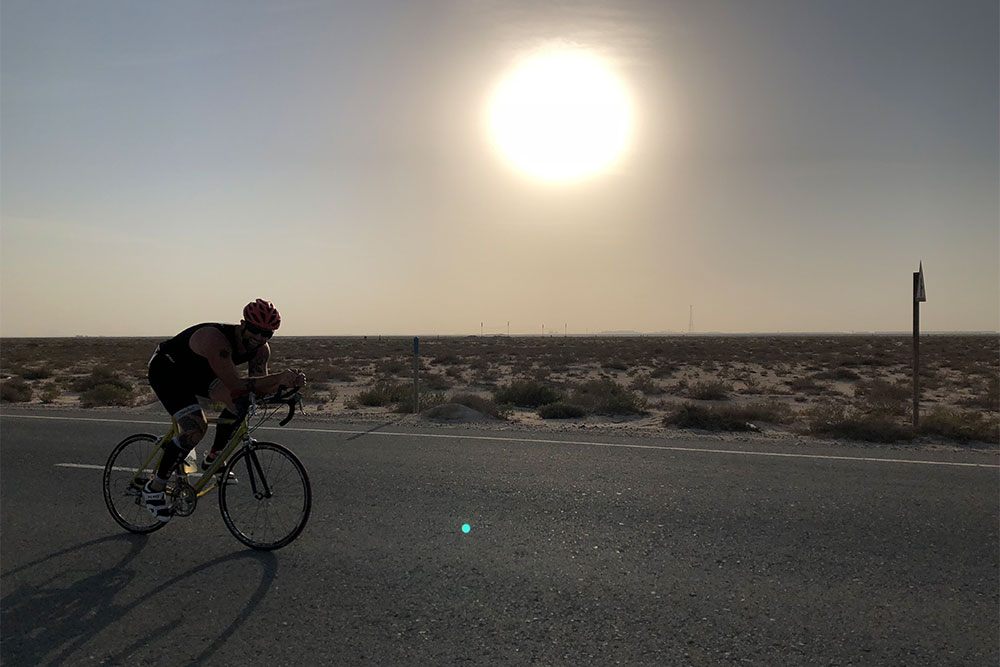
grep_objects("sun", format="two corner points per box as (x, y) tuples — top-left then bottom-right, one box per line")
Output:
(489, 49), (632, 182)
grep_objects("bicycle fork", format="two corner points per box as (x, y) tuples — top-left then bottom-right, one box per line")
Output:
(242, 440), (273, 501)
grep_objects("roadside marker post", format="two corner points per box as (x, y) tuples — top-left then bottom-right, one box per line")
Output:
(413, 337), (420, 414)
(912, 262), (926, 429)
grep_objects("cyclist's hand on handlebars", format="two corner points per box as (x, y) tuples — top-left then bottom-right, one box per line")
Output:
(281, 369), (307, 389)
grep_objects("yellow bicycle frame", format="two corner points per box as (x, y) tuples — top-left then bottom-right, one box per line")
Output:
(136, 414), (252, 498)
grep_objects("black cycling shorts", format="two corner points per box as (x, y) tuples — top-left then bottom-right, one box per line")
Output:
(147, 349), (204, 420)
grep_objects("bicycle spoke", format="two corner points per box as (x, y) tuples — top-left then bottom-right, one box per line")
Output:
(218, 442), (311, 550)
(103, 433), (166, 534)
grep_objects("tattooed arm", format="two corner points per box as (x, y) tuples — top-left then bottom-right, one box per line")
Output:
(191, 327), (302, 397)
(248, 343), (270, 378)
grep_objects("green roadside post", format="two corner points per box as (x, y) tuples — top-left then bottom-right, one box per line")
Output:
(913, 262), (926, 429)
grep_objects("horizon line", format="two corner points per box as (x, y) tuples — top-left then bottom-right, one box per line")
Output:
(2, 330), (998, 339)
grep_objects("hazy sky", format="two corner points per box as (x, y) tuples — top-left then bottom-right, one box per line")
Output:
(2, 0), (997, 336)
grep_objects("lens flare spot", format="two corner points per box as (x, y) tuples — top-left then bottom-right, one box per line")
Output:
(462, 523), (471, 534)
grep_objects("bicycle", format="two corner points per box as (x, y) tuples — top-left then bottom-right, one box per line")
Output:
(102, 388), (311, 550)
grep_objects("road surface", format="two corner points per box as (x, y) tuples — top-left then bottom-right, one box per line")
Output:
(2, 408), (997, 666)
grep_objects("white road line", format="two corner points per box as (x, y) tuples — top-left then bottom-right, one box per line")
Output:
(9, 412), (996, 470)
(58, 462), (206, 478)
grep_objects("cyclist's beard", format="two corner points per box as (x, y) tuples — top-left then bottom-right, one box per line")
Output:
(240, 332), (266, 353)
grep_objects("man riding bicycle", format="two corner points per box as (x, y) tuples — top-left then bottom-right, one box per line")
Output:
(142, 299), (307, 522)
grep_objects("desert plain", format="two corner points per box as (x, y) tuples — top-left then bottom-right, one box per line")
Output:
(1, 334), (997, 448)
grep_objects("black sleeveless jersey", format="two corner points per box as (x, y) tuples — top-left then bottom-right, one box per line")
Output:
(156, 323), (259, 395)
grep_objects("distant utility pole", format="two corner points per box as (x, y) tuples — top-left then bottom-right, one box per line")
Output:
(912, 262), (927, 428)
(689, 306), (694, 334)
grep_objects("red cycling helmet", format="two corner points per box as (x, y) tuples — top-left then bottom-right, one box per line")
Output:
(243, 299), (281, 332)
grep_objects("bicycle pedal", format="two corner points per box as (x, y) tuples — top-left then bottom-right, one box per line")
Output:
(216, 471), (239, 485)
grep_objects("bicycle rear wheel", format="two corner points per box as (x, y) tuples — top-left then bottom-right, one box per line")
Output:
(218, 442), (311, 550)
(103, 433), (167, 534)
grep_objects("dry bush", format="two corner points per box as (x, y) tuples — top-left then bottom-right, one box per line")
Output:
(39, 382), (62, 403)
(421, 372), (453, 391)
(804, 402), (913, 443)
(664, 401), (791, 431)
(1, 378), (32, 402)
(687, 380), (732, 401)
(395, 392), (447, 414)
(629, 373), (665, 395)
(356, 381), (411, 407)
(738, 375), (764, 395)
(814, 368), (862, 381)
(538, 402), (588, 419)
(855, 379), (910, 416)
(73, 367), (136, 407)
(494, 380), (563, 408)
(920, 408), (998, 444)
(449, 393), (509, 419)
(570, 379), (647, 416)
(81, 383), (135, 408)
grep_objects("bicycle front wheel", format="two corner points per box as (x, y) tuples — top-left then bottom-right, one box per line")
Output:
(103, 433), (167, 534)
(218, 442), (311, 550)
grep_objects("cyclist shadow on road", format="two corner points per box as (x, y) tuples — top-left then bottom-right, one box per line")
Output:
(1, 533), (278, 666)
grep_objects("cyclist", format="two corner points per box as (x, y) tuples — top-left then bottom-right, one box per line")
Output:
(142, 299), (307, 522)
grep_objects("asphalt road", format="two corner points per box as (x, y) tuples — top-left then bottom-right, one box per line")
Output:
(2, 408), (997, 666)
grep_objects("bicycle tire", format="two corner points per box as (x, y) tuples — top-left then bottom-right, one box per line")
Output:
(218, 441), (311, 550)
(103, 433), (167, 534)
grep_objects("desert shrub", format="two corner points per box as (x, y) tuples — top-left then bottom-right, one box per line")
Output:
(687, 380), (732, 401)
(301, 384), (337, 405)
(70, 367), (136, 407)
(570, 379), (647, 416)
(538, 402), (588, 419)
(1, 377), (32, 403)
(601, 359), (629, 371)
(309, 365), (355, 383)
(738, 375), (764, 394)
(395, 392), (447, 414)
(375, 359), (407, 377)
(19, 366), (53, 381)
(629, 373), (665, 395)
(814, 367), (862, 381)
(432, 353), (461, 365)
(73, 367), (131, 393)
(494, 380), (563, 408)
(663, 401), (792, 431)
(787, 376), (821, 393)
(664, 404), (753, 431)
(650, 365), (676, 379)
(816, 415), (913, 443)
(856, 379), (910, 416)
(421, 372), (453, 391)
(920, 408), (999, 444)
(81, 382), (135, 407)
(357, 381), (412, 407)
(802, 402), (848, 431)
(39, 382), (62, 403)
(964, 375), (1000, 412)
(806, 402), (913, 443)
(450, 393), (509, 419)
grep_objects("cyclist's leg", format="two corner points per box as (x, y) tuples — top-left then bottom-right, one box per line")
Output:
(152, 405), (208, 483)
(207, 379), (239, 463)
(147, 353), (209, 490)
